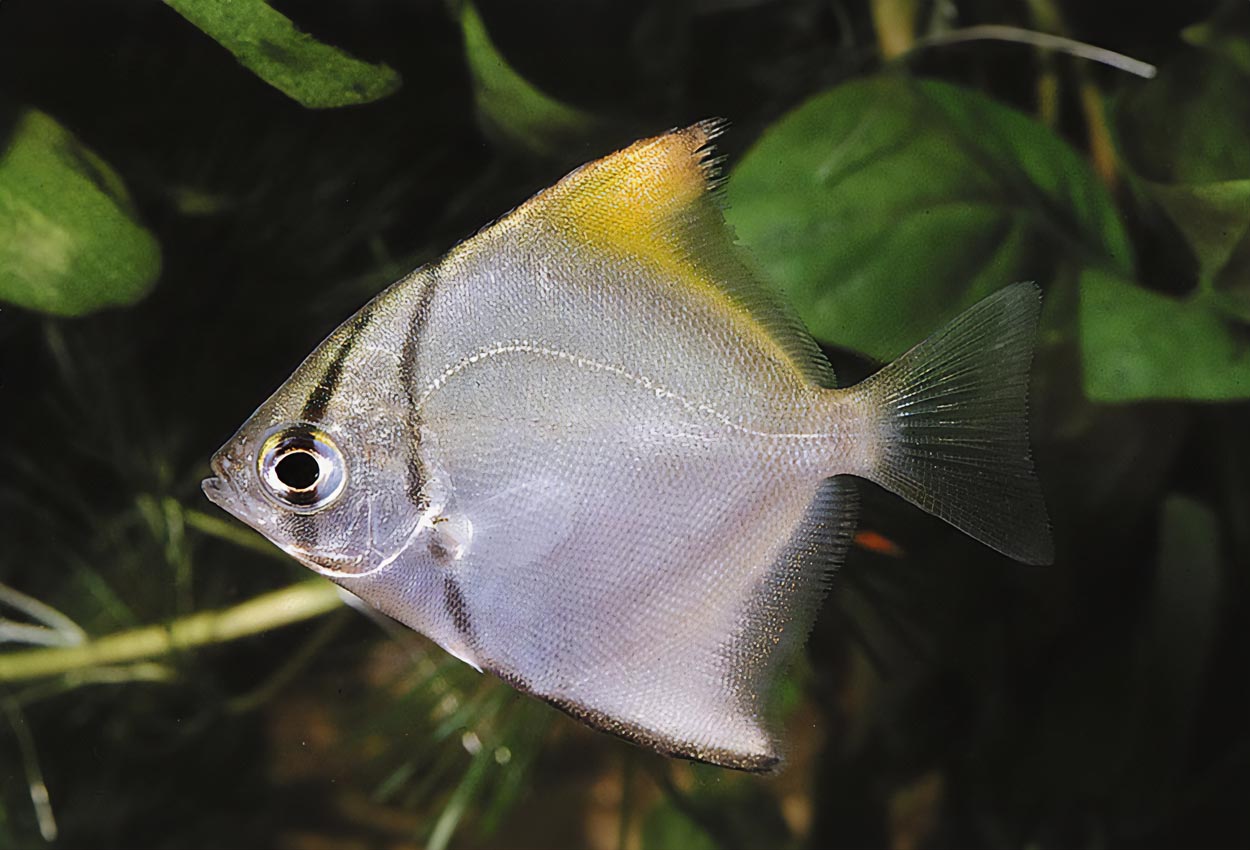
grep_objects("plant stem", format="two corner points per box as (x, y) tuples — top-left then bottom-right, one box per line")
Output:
(906, 25), (1157, 79)
(0, 581), (343, 683)
(184, 508), (291, 560)
(1021, 0), (1129, 190)
(2, 698), (57, 841)
(871, 0), (919, 61)
(0, 581), (87, 644)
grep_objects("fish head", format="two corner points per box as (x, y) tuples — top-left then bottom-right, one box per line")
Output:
(203, 293), (428, 578)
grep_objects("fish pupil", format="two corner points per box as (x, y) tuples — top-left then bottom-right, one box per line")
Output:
(275, 450), (320, 491)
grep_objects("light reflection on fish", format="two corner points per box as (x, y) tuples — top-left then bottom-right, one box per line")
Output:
(203, 121), (1052, 771)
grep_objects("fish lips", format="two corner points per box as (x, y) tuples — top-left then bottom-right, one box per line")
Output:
(201, 474), (230, 510)
(201, 474), (224, 501)
(201, 451), (250, 523)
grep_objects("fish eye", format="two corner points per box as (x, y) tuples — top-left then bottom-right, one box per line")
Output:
(258, 427), (346, 513)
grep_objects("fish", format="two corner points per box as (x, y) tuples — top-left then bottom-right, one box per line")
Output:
(202, 120), (1052, 772)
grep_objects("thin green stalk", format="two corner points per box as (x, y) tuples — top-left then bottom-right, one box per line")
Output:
(2, 699), (56, 842)
(0, 582), (86, 645)
(871, 0), (919, 60)
(427, 743), (495, 850)
(12, 663), (174, 707)
(184, 508), (290, 560)
(0, 581), (343, 683)
(226, 607), (351, 714)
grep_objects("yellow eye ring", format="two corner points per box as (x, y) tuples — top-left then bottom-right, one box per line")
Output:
(257, 426), (347, 513)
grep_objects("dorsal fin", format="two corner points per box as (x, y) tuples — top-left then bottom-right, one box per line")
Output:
(474, 121), (838, 388)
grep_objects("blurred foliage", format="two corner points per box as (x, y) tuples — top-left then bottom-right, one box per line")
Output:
(0, 109), (160, 316)
(163, 0), (402, 108)
(459, 1), (606, 158)
(726, 75), (1132, 361)
(1088, 35), (1250, 400)
(1, 0), (1249, 848)
(1080, 267), (1250, 400)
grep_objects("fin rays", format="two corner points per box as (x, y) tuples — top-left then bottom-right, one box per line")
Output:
(853, 283), (1054, 565)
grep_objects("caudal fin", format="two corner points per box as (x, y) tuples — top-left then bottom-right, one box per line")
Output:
(852, 283), (1053, 565)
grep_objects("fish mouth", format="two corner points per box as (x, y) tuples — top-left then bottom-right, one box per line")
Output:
(201, 471), (253, 528)
(201, 475), (225, 506)
(202, 452), (239, 512)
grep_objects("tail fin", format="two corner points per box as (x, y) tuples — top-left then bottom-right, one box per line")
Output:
(852, 283), (1053, 565)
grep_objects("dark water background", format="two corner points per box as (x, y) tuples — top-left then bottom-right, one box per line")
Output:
(1, 1), (1248, 847)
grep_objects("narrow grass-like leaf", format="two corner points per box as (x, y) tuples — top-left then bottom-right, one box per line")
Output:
(460, 1), (600, 157)
(426, 743), (495, 850)
(163, 0), (401, 108)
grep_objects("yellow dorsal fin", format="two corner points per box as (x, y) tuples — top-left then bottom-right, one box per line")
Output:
(540, 120), (728, 249)
(504, 121), (837, 388)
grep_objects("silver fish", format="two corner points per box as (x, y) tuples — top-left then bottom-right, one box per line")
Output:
(203, 121), (1052, 771)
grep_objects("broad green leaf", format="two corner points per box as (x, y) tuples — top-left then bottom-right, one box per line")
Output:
(1146, 181), (1250, 279)
(1096, 42), (1250, 398)
(1147, 180), (1250, 322)
(163, 0), (400, 109)
(1114, 48), (1250, 318)
(0, 109), (161, 316)
(460, 1), (601, 158)
(727, 76), (1131, 361)
(1213, 213), (1250, 323)
(1080, 268), (1250, 401)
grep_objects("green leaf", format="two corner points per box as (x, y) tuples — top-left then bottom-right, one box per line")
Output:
(0, 109), (161, 316)
(459, 2), (601, 158)
(1147, 180), (1250, 322)
(726, 76), (1131, 361)
(1116, 50), (1250, 185)
(1092, 41), (1250, 398)
(162, 0), (401, 109)
(1080, 267), (1250, 401)
(1114, 47), (1250, 319)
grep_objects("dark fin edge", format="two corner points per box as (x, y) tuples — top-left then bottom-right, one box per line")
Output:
(490, 668), (780, 774)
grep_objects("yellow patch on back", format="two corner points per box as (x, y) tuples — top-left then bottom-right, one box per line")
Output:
(537, 121), (722, 256)
(446, 121), (836, 388)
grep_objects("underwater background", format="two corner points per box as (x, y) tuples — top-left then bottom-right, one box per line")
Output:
(1, 0), (1248, 847)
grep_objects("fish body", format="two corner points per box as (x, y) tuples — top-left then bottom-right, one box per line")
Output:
(204, 122), (1051, 771)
